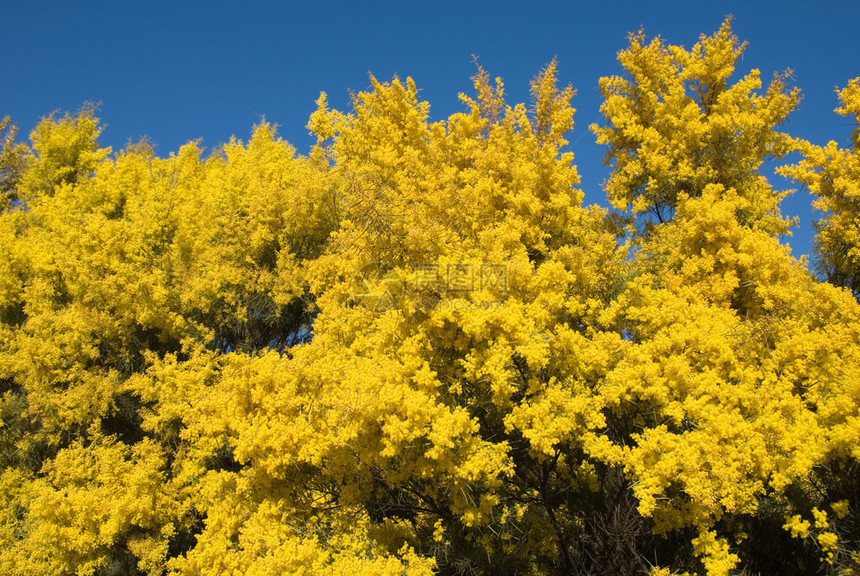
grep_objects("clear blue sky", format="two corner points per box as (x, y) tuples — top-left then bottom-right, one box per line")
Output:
(2, 0), (858, 258)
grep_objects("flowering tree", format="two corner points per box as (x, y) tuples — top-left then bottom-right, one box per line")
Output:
(0, 19), (858, 576)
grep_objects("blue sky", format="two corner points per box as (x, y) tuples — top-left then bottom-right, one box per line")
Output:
(2, 0), (858, 258)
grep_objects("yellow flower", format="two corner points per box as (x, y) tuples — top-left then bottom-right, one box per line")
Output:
(832, 499), (850, 519)
(783, 515), (811, 539)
